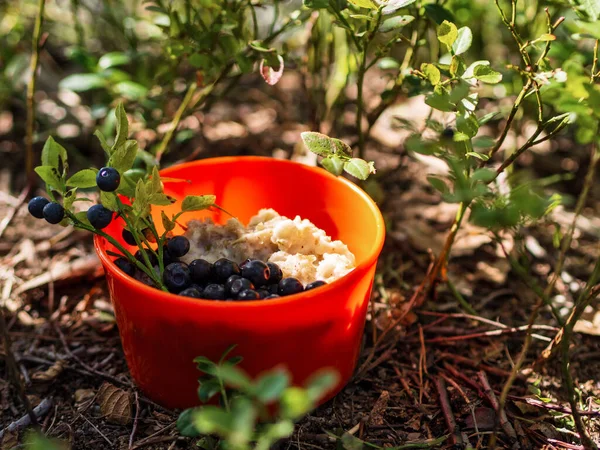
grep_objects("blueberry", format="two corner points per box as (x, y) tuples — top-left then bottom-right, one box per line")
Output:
(203, 284), (226, 300)
(135, 249), (158, 266)
(237, 289), (260, 301)
(166, 236), (190, 258)
(264, 294), (280, 300)
(42, 202), (64, 224)
(256, 289), (270, 299)
(240, 258), (252, 268)
(441, 127), (455, 139)
(266, 262), (283, 285)
(161, 245), (179, 265)
(122, 229), (137, 245)
(28, 196), (50, 219)
(241, 260), (270, 287)
(180, 287), (203, 298)
(278, 278), (304, 296)
(87, 204), (113, 229)
(96, 167), (121, 192)
(134, 269), (156, 287)
(268, 284), (279, 295)
(114, 257), (136, 277)
(225, 274), (242, 294)
(213, 258), (241, 283)
(305, 280), (327, 291)
(230, 278), (254, 297)
(190, 259), (214, 284)
(163, 262), (191, 292)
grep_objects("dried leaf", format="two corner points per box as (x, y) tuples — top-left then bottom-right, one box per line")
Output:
(367, 390), (390, 426)
(96, 382), (132, 425)
(1, 430), (18, 450)
(259, 55), (284, 86)
(74, 389), (96, 408)
(32, 360), (66, 382)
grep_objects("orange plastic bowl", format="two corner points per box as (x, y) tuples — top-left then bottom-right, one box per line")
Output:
(94, 156), (385, 409)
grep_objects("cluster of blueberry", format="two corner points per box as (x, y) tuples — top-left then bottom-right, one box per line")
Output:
(27, 167), (121, 229)
(115, 234), (326, 300)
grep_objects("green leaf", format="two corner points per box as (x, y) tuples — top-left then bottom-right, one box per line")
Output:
(66, 169), (98, 188)
(181, 195), (216, 212)
(101, 191), (118, 211)
(466, 151), (489, 161)
(94, 130), (112, 156)
(341, 433), (365, 450)
(456, 113), (479, 138)
(255, 421), (295, 450)
(63, 188), (78, 211)
(148, 193), (175, 206)
(197, 378), (221, 403)
(98, 52), (131, 70)
(109, 140), (138, 175)
(421, 63), (441, 85)
(177, 408), (201, 437)
(41, 136), (68, 170)
(463, 60), (490, 80)
(216, 364), (252, 389)
(281, 387), (313, 420)
(473, 65), (503, 84)
(35, 166), (63, 191)
(378, 15), (415, 33)
(381, 0), (416, 14)
(344, 158), (373, 180)
(452, 26), (472, 55)
(424, 4), (455, 24)
(150, 166), (163, 194)
(405, 135), (437, 155)
(478, 111), (500, 125)
(427, 176), (449, 194)
(114, 103), (129, 151)
(425, 91), (454, 112)
(59, 73), (107, 92)
(378, 57), (400, 70)
(305, 371), (339, 401)
(301, 132), (352, 157)
(74, 210), (91, 226)
(253, 370), (290, 403)
(193, 406), (233, 435)
(471, 168), (496, 183)
(572, 0), (600, 21)
(536, 33), (556, 42)
(161, 211), (176, 232)
(229, 397), (257, 444)
(303, 0), (330, 8)
(348, 0), (378, 9)
(113, 81), (148, 100)
(321, 155), (345, 176)
(437, 20), (458, 49)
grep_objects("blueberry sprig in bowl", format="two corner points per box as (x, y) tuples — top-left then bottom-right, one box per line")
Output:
(30, 105), (386, 409)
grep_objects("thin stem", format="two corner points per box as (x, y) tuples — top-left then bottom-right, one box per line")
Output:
(155, 82), (198, 163)
(356, 49), (368, 159)
(486, 79), (532, 161)
(26, 0), (46, 188)
(592, 40), (599, 83)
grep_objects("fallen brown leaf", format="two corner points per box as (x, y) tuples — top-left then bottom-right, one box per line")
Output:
(96, 382), (132, 425)
(367, 390), (390, 426)
(1, 430), (18, 450)
(32, 360), (66, 383)
(74, 389), (95, 410)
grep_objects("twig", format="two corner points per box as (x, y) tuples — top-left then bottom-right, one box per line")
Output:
(78, 413), (114, 446)
(438, 352), (520, 379)
(478, 371), (518, 448)
(26, 0), (46, 187)
(154, 82), (198, 163)
(420, 324), (554, 343)
(435, 377), (463, 447)
(129, 391), (141, 449)
(0, 186), (30, 240)
(0, 307), (38, 430)
(131, 423), (177, 449)
(0, 398), (52, 440)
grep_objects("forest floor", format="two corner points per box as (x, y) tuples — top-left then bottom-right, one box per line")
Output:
(1, 73), (600, 450)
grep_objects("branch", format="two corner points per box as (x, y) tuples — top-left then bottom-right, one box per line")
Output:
(26, 0), (46, 188)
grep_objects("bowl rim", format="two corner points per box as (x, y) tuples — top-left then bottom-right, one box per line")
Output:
(94, 156), (386, 309)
